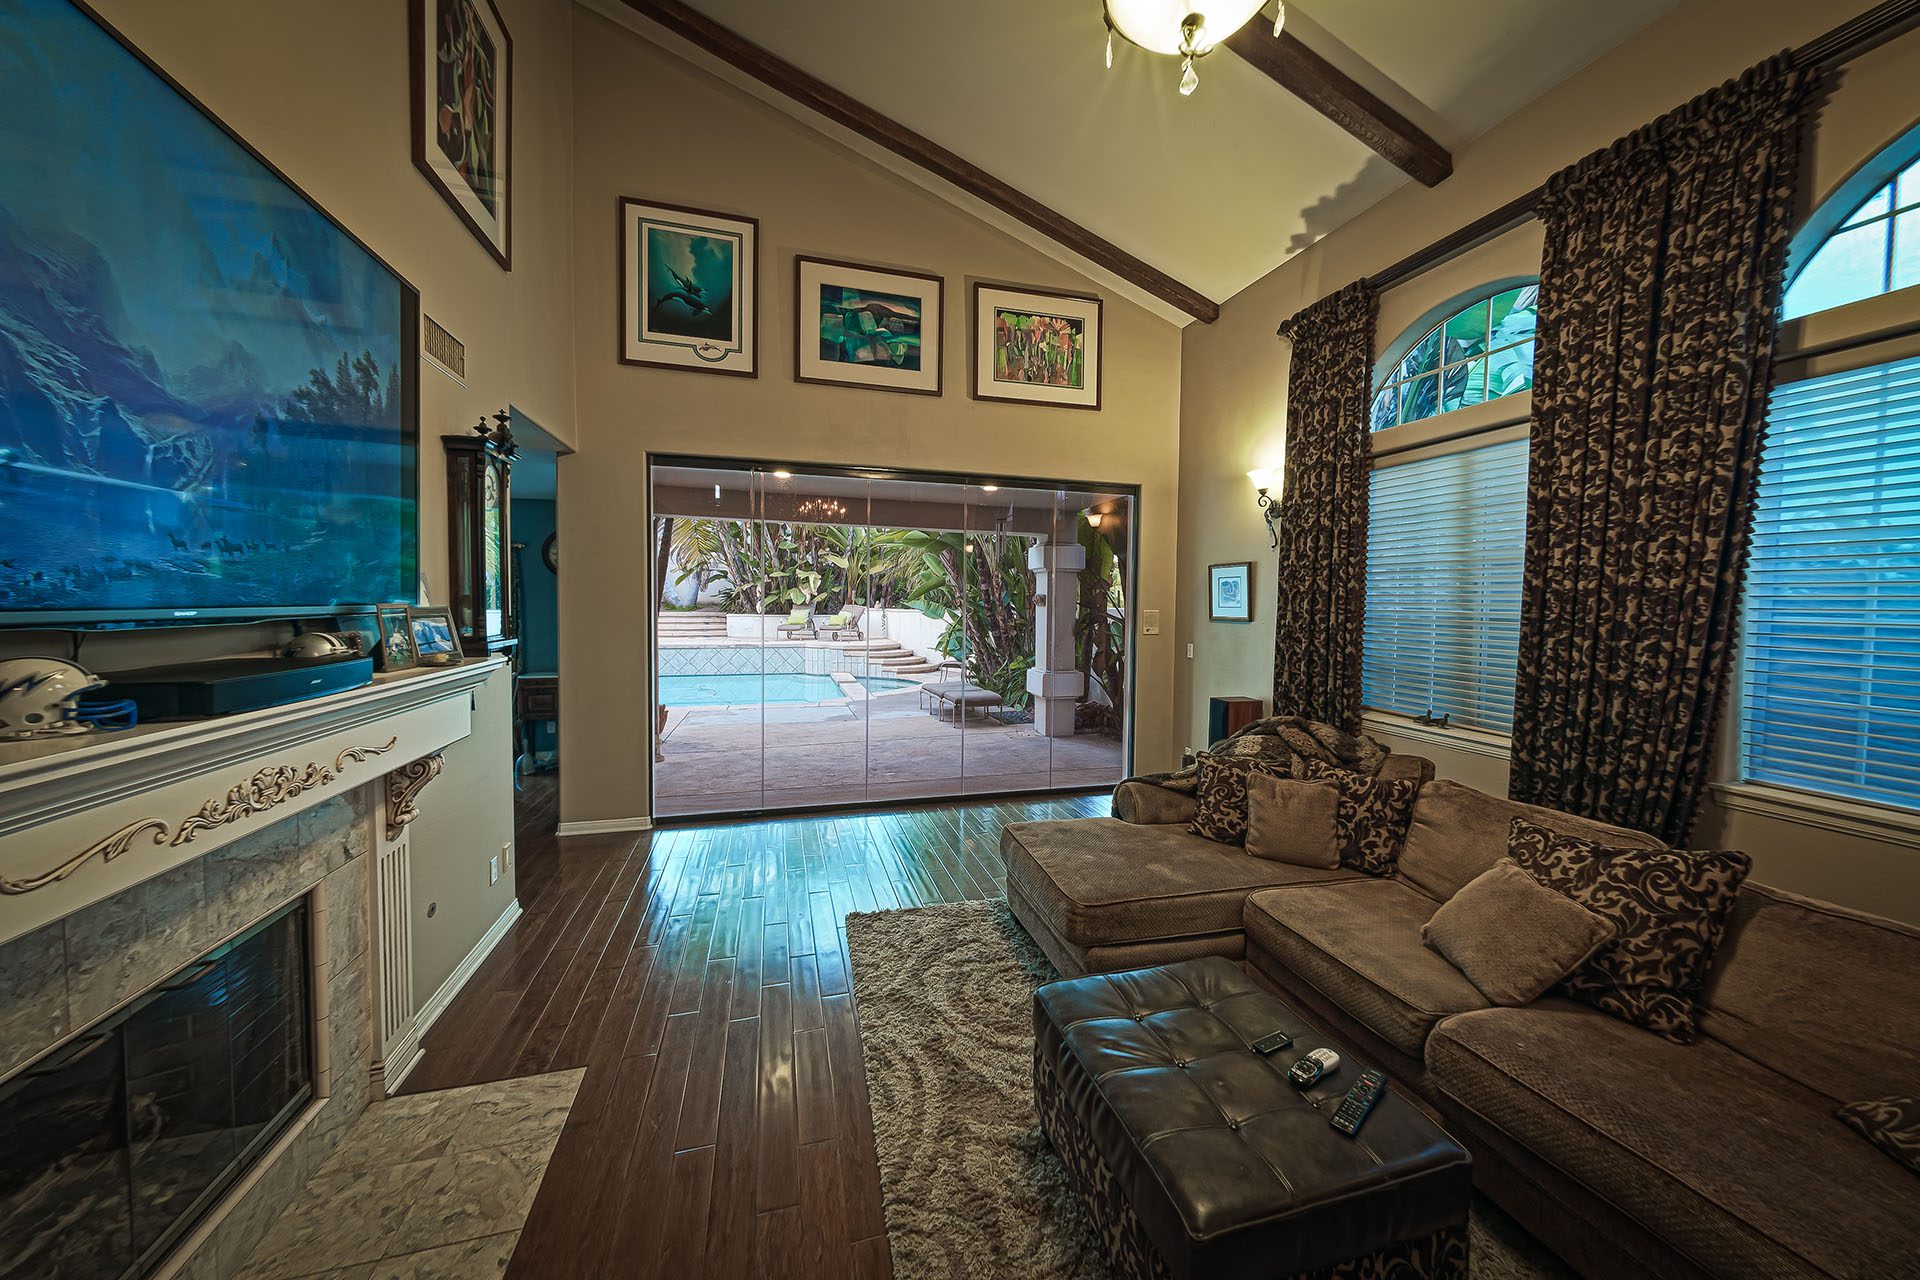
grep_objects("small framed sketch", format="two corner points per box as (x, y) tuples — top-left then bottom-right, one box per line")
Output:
(795, 256), (942, 396)
(971, 283), (1102, 410)
(1209, 562), (1254, 623)
(409, 606), (464, 667)
(620, 197), (758, 376)
(376, 605), (419, 672)
(411, 0), (512, 268)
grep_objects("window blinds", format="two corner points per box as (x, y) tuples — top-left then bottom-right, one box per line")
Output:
(1363, 437), (1527, 733)
(1740, 355), (1920, 811)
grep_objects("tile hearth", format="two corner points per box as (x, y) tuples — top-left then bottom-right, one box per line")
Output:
(234, 1069), (583, 1280)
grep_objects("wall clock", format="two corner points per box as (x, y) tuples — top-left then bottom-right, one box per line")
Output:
(542, 532), (557, 573)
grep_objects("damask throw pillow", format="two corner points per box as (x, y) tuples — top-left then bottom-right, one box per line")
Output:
(1505, 817), (1751, 1043)
(1188, 753), (1290, 845)
(1292, 758), (1420, 876)
(1837, 1097), (1920, 1176)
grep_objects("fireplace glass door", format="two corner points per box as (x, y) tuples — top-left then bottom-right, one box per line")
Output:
(0, 899), (312, 1280)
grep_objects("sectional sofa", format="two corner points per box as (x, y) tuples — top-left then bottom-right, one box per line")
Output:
(1002, 767), (1920, 1279)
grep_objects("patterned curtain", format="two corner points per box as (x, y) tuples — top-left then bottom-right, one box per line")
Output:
(1272, 280), (1376, 731)
(1510, 54), (1818, 844)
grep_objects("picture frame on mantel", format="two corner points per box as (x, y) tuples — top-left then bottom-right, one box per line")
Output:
(971, 282), (1102, 410)
(1209, 562), (1254, 623)
(619, 197), (759, 377)
(410, 0), (513, 269)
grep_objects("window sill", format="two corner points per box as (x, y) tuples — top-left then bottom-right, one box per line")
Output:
(1709, 781), (1920, 848)
(1360, 711), (1512, 761)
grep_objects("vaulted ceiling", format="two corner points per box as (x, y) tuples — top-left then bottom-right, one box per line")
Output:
(626, 0), (1678, 317)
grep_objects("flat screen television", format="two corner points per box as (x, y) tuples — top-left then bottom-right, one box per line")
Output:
(0, 0), (419, 627)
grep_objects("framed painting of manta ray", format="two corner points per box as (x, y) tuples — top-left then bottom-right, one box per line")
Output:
(619, 197), (758, 377)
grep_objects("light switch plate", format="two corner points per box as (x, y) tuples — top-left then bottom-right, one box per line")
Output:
(1186, 643), (1194, 659)
(488, 854), (500, 885)
(1142, 608), (1161, 636)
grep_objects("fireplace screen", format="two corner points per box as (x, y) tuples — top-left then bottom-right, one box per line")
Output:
(1, 898), (313, 1280)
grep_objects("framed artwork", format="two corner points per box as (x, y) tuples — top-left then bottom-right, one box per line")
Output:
(971, 283), (1102, 410)
(620, 197), (758, 377)
(376, 605), (419, 671)
(1209, 562), (1253, 623)
(794, 256), (943, 396)
(411, 0), (512, 269)
(409, 605), (464, 666)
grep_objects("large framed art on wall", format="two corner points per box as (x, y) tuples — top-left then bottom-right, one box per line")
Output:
(411, 0), (513, 268)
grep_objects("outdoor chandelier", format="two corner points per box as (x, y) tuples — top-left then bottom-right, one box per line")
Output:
(1104, 0), (1282, 95)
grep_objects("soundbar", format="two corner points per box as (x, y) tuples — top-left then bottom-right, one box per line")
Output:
(105, 653), (374, 720)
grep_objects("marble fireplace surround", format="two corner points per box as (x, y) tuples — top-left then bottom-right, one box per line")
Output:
(0, 659), (501, 1280)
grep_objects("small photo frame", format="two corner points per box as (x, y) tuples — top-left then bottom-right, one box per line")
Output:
(795, 255), (942, 396)
(1209, 562), (1254, 623)
(376, 605), (419, 671)
(410, 0), (512, 268)
(409, 606), (464, 667)
(971, 282), (1102, 410)
(620, 197), (758, 377)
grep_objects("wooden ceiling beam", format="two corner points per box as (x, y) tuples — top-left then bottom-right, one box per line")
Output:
(1224, 24), (1452, 188)
(614, 0), (1221, 323)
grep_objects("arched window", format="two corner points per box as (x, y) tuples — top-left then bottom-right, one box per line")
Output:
(1783, 135), (1920, 319)
(1370, 284), (1538, 432)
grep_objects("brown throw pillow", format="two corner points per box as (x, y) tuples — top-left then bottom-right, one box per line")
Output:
(1423, 859), (1618, 1005)
(1293, 758), (1420, 876)
(1506, 817), (1751, 1042)
(1244, 775), (1341, 868)
(1188, 754), (1290, 845)
(1837, 1097), (1920, 1175)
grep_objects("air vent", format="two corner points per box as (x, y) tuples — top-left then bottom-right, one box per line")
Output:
(423, 313), (466, 382)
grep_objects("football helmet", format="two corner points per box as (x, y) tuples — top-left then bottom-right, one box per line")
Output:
(0, 657), (106, 739)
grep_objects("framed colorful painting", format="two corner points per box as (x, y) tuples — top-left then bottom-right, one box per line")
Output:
(971, 283), (1102, 410)
(411, 0), (512, 269)
(620, 197), (758, 377)
(794, 256), (942, 395)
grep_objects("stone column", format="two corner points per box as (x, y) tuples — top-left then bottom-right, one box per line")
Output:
(1025, 540), (1086, 738)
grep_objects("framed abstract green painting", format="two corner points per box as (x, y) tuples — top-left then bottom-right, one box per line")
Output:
(795, 255), (943, 396)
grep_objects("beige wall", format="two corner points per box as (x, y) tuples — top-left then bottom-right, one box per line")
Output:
(82, 0), (578, 986)
(557, 8), (1184, 826)
(1177, 0), (1920, 921)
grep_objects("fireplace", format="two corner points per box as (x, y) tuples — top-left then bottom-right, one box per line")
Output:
(0, 898), (313, 1280)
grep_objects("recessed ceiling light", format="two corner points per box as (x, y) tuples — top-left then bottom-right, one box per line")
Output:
(980, 485), (999, 492)
(772, 469), (792, 479)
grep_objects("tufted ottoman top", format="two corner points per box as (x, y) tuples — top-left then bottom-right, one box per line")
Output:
(1033, 956), (1471, 1279)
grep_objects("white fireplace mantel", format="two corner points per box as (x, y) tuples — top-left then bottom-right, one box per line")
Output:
(0, 657), (505, 946)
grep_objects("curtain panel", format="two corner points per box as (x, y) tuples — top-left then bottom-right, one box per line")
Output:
(1272, 279), (1376, 731)
(1510, 53), (1818, 843)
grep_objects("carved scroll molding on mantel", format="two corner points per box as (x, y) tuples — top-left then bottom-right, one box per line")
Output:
(385, 753), (445, 839)
(0, 657), (505, 946)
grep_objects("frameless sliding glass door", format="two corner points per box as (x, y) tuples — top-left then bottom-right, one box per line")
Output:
(649, 459), (1135, 819)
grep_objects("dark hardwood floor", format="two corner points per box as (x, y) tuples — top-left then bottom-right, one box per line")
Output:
(402, 772), (1109, 1278)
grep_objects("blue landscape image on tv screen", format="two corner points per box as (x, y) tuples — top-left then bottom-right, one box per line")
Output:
(0, 0), (415, 620)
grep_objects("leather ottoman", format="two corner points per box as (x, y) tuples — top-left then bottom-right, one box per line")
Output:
(1033, 957), (1471, 1280)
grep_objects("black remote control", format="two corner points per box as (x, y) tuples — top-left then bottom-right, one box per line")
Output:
(1250, 1029), (1293, 1055)
(1330, 1069), (1387, 1136)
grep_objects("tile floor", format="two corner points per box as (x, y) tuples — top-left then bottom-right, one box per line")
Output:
(234, 1069), (584, 1280)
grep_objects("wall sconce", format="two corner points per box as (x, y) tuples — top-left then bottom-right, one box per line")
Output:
(1085, 511), (1104, 529)
(1248, 469), (1279, 549)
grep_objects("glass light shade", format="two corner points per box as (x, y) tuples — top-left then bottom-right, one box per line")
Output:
(1105, 0), (1266, 56)
(1247, 468), (1276, 491)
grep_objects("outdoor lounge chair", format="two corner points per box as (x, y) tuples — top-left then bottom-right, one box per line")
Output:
(923, 680), (1004, 721)
(820, 604), (864, 641)
(776, 608), (815, 639)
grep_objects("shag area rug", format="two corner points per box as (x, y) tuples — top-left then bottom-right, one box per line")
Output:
(844, 898), (1572, 1280)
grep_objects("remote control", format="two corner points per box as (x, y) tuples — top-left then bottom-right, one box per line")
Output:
(1287, 1047), (1340, 1087)
(1250, 1029), (1294, 1055)
(1330, 1069), (1387, 1136)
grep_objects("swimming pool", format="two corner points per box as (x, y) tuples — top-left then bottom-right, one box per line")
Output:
(659, 672), (919, 706)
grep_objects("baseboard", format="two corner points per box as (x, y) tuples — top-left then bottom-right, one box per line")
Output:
(413, 897), (522, 1047)
(555, 816), (654, 836)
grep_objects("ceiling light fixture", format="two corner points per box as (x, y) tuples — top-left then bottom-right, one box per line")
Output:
(980, 484), (999, 492)
(1104, 0), (1280, 96)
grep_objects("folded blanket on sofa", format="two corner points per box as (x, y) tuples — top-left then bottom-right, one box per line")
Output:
(1131, 716), (1388, 793)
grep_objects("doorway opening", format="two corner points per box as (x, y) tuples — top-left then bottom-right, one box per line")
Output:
(649, 458), (1137, 819)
